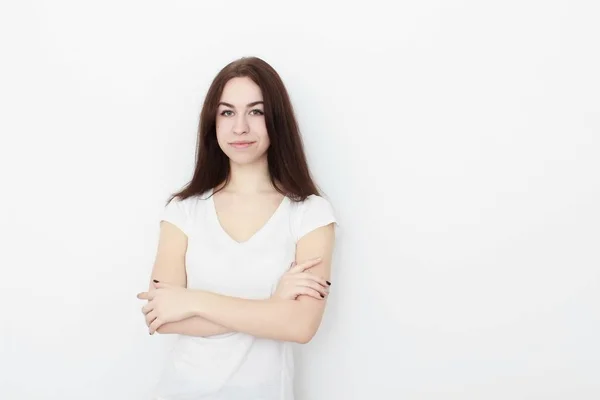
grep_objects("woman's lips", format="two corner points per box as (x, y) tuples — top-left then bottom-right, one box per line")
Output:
(229, 141), (255, 149)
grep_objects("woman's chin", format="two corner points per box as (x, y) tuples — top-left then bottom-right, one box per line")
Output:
(227, 153), (267, 167)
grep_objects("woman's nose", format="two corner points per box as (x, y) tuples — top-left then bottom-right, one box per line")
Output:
(233, 115), (249, 135)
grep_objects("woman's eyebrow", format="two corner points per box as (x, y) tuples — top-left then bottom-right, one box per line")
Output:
(218, 101), (264, 109)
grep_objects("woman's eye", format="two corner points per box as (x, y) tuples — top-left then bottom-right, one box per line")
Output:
(219, 110), (263, 117)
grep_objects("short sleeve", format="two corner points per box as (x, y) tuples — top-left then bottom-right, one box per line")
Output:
(294, 195), (338, 241)
(160, 197), (190, 236)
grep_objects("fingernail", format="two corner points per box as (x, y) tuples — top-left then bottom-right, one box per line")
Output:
(153, 279), (159, 283)
(326, 281), (331, 286)
(320, 294), (325, 298)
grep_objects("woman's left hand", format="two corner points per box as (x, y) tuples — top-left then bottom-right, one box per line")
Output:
(137, 281), (197, 334)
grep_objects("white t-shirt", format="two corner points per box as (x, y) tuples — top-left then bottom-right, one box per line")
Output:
(153, 189), (338, 400)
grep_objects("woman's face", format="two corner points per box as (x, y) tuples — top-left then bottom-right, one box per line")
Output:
(216, 77), (270, 165)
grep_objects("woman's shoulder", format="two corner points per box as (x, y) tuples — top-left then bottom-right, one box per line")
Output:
(289, 194), (335, 212)
(288, 194), (338, 241)
(162, 191), (212, 219)
(161, 191), (212, 235)
(166, 191), (210, 207)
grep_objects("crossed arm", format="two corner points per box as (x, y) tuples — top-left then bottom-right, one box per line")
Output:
(144, 220), (335, 344)
(156, 312), (230, 337)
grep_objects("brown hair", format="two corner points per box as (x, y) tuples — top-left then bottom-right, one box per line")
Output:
(167, 56), (321, 204)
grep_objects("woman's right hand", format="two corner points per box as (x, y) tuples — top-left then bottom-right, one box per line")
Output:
(272, 257), (331, 301)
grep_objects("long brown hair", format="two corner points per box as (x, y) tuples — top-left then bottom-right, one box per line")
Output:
(167, 56), (321, 205)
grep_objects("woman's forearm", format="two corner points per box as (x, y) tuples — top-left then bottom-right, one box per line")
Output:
(157, 316), (232, 337)
(189, 290), (321, 344)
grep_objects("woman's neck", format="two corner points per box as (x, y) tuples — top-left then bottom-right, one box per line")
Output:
(220, 158), (276, 194)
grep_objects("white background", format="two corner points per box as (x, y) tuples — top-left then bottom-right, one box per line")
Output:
(1, 1), (599, 399)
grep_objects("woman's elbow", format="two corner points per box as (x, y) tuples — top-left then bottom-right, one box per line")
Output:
(293, 331), (315, 344)
(290, 317), (322, 344)
(282, 301), (326, 343)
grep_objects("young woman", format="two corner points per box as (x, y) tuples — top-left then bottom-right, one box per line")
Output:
(136, 56), (338, 399)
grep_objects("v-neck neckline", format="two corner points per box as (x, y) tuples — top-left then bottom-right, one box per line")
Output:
(209, 188), (289, 246)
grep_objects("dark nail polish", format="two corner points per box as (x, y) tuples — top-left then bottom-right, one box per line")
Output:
(320, 293), (325, 298)
(153, 279), (159, 283)
(326, 281), (331, 286)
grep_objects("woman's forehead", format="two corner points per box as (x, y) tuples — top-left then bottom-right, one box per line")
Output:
(220, 77), (263, 103)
